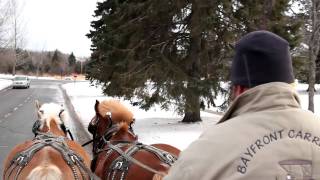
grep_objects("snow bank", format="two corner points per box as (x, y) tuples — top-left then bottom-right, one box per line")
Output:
(0, 79), (12, 90)
(0, 74), (56, 80)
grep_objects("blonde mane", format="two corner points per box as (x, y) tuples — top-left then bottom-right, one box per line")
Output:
(98, 99), (134, 124)
(118, 122), (129, 133)
(38, 103), (64, 131)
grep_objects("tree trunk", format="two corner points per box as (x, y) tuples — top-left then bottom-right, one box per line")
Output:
(308, 49), (316, 112)
(308, 0), (320, 113)
(12, 59), (16, 75)
(182, 1), (202, 123)
(12, 15), (17, 76)
(182, 88), (201, 123)
(260, 0), (274, 30)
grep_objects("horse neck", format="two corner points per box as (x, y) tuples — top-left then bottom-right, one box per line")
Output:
(109, 124), (136, 143)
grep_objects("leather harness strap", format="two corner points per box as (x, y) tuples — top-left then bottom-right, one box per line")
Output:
(103, 141), (178, 180)
(89, 122), (178, 180)
(4, 133), (99, 180)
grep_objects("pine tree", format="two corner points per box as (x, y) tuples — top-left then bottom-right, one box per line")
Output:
(87, 0), (301, 122)
(233, 0), (301, 48)
(87, 0), (235, 122)
(68, 52), (76, 74)
(51, 49), (62, 74)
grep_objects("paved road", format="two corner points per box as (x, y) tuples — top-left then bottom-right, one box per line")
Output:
(0, 79), (91, 174)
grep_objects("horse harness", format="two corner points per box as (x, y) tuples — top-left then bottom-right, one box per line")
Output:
(91, 124), (178, 180)
(103, 141), (177, 180)
(4, 123), (99, 180)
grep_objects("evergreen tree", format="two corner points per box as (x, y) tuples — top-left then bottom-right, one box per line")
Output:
(233, 0), (303, 84)
(87, 0), (235, 122)
(87, 0), (301, 122)
(51, 49), (62, 74)
(233, 0), (301, 48)
(68, 52), (76, 74)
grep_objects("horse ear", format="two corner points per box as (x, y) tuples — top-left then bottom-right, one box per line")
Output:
(35, 100), (41, 110)
(95, 100), (100, 113)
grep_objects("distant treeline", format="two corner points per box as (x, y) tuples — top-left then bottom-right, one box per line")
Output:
(0, 48), (89, 76)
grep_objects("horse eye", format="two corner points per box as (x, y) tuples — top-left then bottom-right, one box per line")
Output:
(39, 110), (44, 114)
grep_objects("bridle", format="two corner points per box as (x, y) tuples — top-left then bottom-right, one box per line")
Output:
(86, 112), (178, 179)
(32, 109), (74, 141)
(85, 112), (136, 154)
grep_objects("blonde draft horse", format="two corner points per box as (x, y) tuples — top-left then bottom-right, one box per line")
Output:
(88, 99), (181, 180)
(3, 100), (95, 180)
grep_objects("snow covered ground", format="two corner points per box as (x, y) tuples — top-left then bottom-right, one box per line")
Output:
(62, 82), (221, 150)
(0, 75), (318, 150)
(62, 81), (320, 150)
(295, 83), (320, 115)
(0, 74), (58, 91)
(0, 79), (12, 90)
(0, 74), (56, 80)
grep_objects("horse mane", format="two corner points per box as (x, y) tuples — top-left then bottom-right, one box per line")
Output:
(38, 103), (64, 131)
(27, 165), (62, 180)
(118, 122), (129, 134)
(98, 99), (134, 124)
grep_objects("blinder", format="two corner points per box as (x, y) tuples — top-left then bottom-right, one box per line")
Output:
(32, 120), (42, 136)
(58, 109), (64, 118)
(88, 116), (98, 134)
(86, 113), (136, 151)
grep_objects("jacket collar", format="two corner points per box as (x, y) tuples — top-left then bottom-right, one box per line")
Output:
(218, 82), (301, 124)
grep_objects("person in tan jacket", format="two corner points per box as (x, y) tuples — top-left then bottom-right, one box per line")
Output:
(164, 31), (320, 180)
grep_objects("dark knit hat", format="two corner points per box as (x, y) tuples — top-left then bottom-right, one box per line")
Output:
(231, 30), (294, 87)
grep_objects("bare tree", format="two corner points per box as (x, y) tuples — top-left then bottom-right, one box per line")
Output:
(7, 0), (26, 75)
(0, 0), (11, 49)
(308, 0), (320, 112)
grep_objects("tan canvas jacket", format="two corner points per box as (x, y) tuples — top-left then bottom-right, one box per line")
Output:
(164, 82), (320, 180)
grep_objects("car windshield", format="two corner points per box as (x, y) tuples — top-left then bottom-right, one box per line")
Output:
(14, 77), (27, 81)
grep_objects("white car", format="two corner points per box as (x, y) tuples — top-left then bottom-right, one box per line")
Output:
(64, 77), (73, 81)
(12, 76), (31, 89)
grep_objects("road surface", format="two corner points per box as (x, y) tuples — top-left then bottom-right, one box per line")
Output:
(0, 79), (91, 174)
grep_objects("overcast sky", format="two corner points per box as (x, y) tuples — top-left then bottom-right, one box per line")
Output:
(21, 0), (98, 57)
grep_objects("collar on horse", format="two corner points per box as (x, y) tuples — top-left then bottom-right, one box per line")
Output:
(4, 132), (98, 180)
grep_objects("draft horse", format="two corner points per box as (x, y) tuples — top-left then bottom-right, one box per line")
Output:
(3, 100), (97, 180)
(87, 99), (180, 180)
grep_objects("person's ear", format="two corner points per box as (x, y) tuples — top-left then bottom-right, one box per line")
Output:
(231, 85), (248, 100)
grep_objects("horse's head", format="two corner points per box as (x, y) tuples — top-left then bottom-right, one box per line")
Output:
(34, 100), (68, 137)
(88, 99), (135, 138)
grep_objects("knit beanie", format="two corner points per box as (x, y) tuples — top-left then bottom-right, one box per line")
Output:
(231, 30), (294, 87)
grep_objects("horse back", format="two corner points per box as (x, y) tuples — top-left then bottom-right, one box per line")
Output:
(3, 140), (91, 180)
(65, 139), (91, 167)
(95, 143), (180, 180)
(150, 144), (180, 157)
